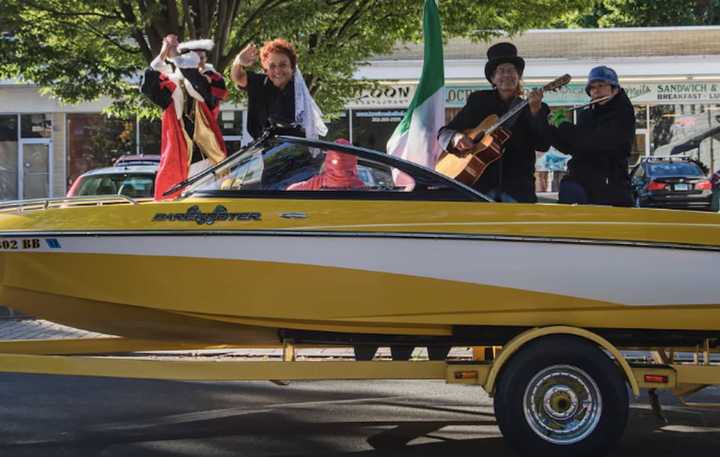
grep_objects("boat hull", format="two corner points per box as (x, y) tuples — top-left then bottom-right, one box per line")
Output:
(2, 231), (719, 340)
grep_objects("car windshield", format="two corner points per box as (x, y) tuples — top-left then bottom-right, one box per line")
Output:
(184, 140), (413, 195)
(75, 173), (155, 197)
(648, 162), (704, 177)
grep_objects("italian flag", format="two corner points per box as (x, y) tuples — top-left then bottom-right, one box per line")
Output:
(386, 0), (444, 175)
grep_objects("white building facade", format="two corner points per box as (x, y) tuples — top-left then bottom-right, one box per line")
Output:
(1, 26), (719, 200)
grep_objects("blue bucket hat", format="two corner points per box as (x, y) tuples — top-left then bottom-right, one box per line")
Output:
(585, 66), (619, 95)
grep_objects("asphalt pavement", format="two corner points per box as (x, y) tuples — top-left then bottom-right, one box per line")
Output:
(1, 317), (719, 457)
(0, 375), (718, 457)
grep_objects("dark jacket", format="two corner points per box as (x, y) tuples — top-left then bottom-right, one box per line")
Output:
(535, 89), (635, 206)
(440, 90), (550, 202)
(243, 71), (296, 140)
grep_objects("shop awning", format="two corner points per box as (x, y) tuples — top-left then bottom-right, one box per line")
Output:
(654, 125), (720, 155)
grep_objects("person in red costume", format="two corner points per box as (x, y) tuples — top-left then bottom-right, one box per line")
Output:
(141, 34), (228, 200)
(287, 139), (365, 190)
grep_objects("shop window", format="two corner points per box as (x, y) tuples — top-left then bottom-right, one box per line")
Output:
(629, 133), (646, 168)
(66, 114), (136, 188)
(324, 111), (349, 142)
(0, 115), (18, 201)
(138, 119), (162, 155)
(219, 111), (243, 136)
(138, 112), (245, 160)
(445, 108), (461, 124)
(649, 105), (678, 153)
(651, 104), (718, 165)
(20, 114), (52, 138)
(634, 105), (648, 129)
(218, 111), (244, 155)
(224, 140), (244, 155)
(351, 109), (406, 151)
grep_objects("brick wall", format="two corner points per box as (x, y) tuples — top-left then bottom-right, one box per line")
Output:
(52, 112), (66, 197)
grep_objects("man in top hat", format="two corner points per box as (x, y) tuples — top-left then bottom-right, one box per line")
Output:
(528, 65), (635, 206)
(437, 42), (550, 203)
(141, 34), (229, 199)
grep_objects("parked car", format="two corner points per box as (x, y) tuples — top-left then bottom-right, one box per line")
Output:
(630, 156), (713, 210)
(67, 155), (159, 198)
(113, 154), (161, 167)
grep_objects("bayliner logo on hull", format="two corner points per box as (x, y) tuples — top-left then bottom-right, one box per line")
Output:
(153, 206), (261, 225)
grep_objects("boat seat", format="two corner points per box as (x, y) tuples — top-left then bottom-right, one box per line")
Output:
(119, 183), (140, 197)
(96, 183), (116, 195)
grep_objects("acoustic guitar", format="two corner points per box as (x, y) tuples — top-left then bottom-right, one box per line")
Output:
(435, 74), (572, 186)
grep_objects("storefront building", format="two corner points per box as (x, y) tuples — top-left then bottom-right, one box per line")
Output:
(1, 26), (719, 201)
(353, 26), (720, 184)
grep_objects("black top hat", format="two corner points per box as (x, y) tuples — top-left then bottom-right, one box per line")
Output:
(484, 42), (525, 84)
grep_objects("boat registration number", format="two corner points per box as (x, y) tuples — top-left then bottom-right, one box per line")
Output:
(0, 239), (41, 250)
(674, 183), (689, 191)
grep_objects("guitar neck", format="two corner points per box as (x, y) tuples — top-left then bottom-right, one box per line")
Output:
(485, 74), (571, 134)
(486, 98), (529, 134)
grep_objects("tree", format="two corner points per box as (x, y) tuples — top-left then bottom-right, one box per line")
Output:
(0, 0), (591, 117)
(557, 0), (720, 28)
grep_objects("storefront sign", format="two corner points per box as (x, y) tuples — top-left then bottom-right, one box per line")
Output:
(352, 86), (415, 108)
(628, 82), (720, 102)
(351, 80), (720, 109)
(353, 110), (406, 122)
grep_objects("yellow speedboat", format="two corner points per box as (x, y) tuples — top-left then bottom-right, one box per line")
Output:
(1, 136), (719, 351)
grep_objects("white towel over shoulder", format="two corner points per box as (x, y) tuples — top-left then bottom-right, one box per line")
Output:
(293, 68), (328, 139)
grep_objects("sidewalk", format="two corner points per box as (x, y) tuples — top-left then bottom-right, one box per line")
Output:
(0, 317), (107, 340)
(0, 317), (474, 359)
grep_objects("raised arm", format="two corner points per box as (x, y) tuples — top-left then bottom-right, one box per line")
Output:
(231, 43), (258, 89)
(151, 34), (179, 73)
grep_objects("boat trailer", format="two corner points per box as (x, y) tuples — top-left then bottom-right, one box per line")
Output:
(1, 325), (719, 457)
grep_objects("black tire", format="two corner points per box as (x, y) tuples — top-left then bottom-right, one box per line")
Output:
(494, 335), (629, 457)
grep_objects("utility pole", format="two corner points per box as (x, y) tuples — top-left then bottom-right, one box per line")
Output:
(710, 109), (716, 172)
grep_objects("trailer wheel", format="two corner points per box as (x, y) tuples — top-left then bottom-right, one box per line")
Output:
(494, 336), (628, 457)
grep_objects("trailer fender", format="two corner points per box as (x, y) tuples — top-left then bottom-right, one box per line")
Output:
(485, 326), (639, 396)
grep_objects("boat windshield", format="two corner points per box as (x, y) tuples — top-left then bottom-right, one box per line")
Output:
(182, 140), (412, 196)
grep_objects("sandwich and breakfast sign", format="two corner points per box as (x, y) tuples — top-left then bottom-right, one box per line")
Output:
(628, 82), (720, 102)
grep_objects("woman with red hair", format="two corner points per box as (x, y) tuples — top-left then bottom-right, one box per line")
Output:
(231, 38), (327, 140)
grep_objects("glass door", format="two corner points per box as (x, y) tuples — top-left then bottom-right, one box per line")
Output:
(0, 115), (19, 201)
(20, 139), (52, 199)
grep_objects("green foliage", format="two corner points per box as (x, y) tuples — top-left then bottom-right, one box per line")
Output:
(557, 0), (720, 28)
(1, 0), (591, 118)
(549, 108), (572, 127)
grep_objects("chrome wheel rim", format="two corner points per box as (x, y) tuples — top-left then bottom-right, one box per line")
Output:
(523, 364), (602, 445)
